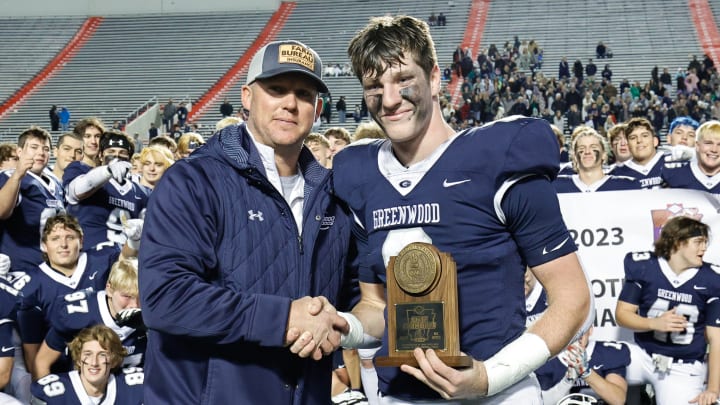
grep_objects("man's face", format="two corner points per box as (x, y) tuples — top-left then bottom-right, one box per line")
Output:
(106, 286), (139, 317)
(696, 131), (720, 176)
(361, 56), (438, 145)
(611, 134), (632, 163)
(141, 154), (168, 186)
(674, 236), (707, 269)
(0, 151), (18, 171)
(101, 147), (130, 165)
(306, 140), (331, 168)
(627, 126), (658, 164)
(327, 135), (349, 158)
(42, 224), (82, 270)
(18, 137), (50, 175)
(669, 124), (696, 147)
(78, 340), (112, 389)
(82, 126), (102, 159)
(574, 135), (604, 171)
(241, 73), (321, 152)
(54, 137), (84, 171)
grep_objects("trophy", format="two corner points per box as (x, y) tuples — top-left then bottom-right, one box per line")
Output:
(375, 242), (472, 368)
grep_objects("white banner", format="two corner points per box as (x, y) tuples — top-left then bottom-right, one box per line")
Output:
(558, 189), (720, 342)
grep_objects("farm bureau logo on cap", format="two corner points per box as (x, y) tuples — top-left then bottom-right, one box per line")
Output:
(246, 40), (328, 92)
(278, 44), (315, 71)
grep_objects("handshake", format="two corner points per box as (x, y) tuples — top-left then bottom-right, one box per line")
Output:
(284, 296), (350, 361)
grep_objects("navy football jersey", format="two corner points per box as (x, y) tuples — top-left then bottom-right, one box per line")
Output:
(31, 368), (144, 404)
(618, 252), (720, 361)
(553, 174), (640, 193)
(0, 169), (64, 270)
(64, 161), (149, 250)
(0, 284), (19, 358)
(526, 281), (548, 327)
(537, 340), (630, 392)
(45, 290), (145, 370)
(609, 152), (667, 189)
(333, 117), (577, 400)
(17, 250), (118, 344)
(662, 160), (720, 194)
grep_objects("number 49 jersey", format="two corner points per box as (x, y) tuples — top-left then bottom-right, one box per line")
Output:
(618, 251), (720, 361)
(31, 368), (144, 404)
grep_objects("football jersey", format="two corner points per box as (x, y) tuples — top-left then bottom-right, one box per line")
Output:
(536, 340), (630, 392)
(0, 285), (18, 358)
(609, 152), (667, 189)
(662, 160), (720, 194)
(526, 281), (548, 327)
(553, 174), (640, 193)
(31, 368), (144, 405)
(63, 161), (149, 250)
(0, 169), (65, 270)
(45, 290), (145, 370)
(618, 252), (720, 361)
(17, 249), (118, 344)
(333, 116), (577, 400)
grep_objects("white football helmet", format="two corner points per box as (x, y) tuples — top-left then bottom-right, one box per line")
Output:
(556, 393), (598, 405)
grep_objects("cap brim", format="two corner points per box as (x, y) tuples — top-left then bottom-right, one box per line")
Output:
(251, 68), (328, 93)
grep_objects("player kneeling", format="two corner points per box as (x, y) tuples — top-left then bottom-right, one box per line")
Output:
(30, 325), (143, 404)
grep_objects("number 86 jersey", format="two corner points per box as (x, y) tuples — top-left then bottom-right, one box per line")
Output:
(31, 368), (144, 404)
(618, 251), (720, 362)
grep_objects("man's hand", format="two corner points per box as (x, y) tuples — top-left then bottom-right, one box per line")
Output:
(107, 159), (132, 184)
(563, 342), (590, 378)
(689, 389), (719, 405)
(122, 216), (143, 250)
(650, 308), (687, 333)
(286, 296), (348, 360)
(400, 348), (485, 399)
(13, 153), (33, 179)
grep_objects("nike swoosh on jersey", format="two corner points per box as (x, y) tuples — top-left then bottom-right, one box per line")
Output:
(442, 179), (471, 188)
(0, 346), (12, 352)
(542, 236), (570, 255)
(693, 285), (707, 290)
(593, 364), (603, 370)
(89, 271), (98, 280)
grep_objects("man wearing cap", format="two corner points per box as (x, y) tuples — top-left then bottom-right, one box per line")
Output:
(64, 129), (149, 251)
(139, 40), (355, 404)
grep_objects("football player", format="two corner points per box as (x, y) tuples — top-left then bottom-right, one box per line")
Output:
(659, 116), (699, 161)
(662, 120), (720, 194)
(51, 133), (83, 183)
(328, 15), (592, 403)
(606, 124), (630, 169)
(73, 117), (104, 168)
(137, 146), (174, 191)
(34, 259), (145, 379)
(554, 127), (639, 193)
(0, 126), (65, 271)
(616, 216), (720, 405)
(64, 129), (149, 250)
(30, 325), (143, 404)
(609, 118), (668, 189)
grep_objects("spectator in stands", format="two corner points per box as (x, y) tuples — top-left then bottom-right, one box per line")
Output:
(162, 99), (176, 132)
(437, 12), (446, 26)
(322, 93), (332, 123)
(585, 59), (597, 80)
(148, 122), (159, 140)
(176, 102), (189, 129)
(336, 96), (347, 124)
(59, 107), (70, 132)
(566, 104), (582, 132)
(559, 56), (570, 79)
(49, 106), (60, 131)
(602, 64), (613, 82)
(596, 41), (607, 59)
(220, 98), (234, 117)
(428, 12), (437, 26)
(304, 133), (331, 168)
(659, 67), (672, 92)
(170, 123), (182, 141)
(573, 59), (584, 82)
(0, 143), (18, 170)
(52, 132), (83, 181)
(111, 121), (122, 131)
(132, 132), (143, 154)
(73, 117), (105, 168)
(139, 145), (174, 190)
(685, 68), (700, 94)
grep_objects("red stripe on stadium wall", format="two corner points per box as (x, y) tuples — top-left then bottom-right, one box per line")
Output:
(187, 2), (296, 121)
(688, 0), (720, 64)
(449, 0), (490, 108)
(0, 17), (104, 120)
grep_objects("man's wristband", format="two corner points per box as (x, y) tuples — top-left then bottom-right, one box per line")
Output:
(484, 333), (551, 396)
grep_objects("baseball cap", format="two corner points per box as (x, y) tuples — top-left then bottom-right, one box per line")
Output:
(246, 40), (328, 93)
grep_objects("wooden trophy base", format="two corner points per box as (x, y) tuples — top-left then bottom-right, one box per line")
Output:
(376, 354), (472, 368)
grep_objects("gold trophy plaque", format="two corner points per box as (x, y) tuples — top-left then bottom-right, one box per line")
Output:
(376, 242), (472, 368)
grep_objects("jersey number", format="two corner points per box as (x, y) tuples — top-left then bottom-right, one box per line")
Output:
(123, 367), (144, 386)
(37, 374), (65, 397)
(64, 291), (88, 314)
(647, 298), (698, 345)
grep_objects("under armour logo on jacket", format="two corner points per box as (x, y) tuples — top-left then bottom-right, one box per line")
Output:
(109, 139), (125, 146)
(248, 210), (264, 221)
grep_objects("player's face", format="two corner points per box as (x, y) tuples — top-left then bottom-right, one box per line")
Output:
(673, 236), (708, 269)
(0, 152), (18, 170)
(669, 124), (696, 147)
(54, 137), (84, 171)
(306, 141), (330, 168)
(327, 136), (348, 158)
(696, 131), (720, 176)
(361, 56), (439, 145)
(141, 154), (167, 186)
(574, 136), (604, 171)
(18, 137), (50, 175)
(83, 127), (102, 159)
(611, 134), (631, 163)
(102, 147), (130, 165)
(78, 340), (112, 389)
(242, 74), (322, 153)
(626, 127), (658, 164)
(107, 286), (139, 317)
(42, 225), (81, 270)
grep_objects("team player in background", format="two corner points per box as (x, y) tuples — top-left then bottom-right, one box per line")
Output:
(0, 126), (65, 271)
(30, 325), (144, 405)
(660, 116), (699, 161)
(662, 120), (720, 194)
(609, 118), (669, 189)
(615, 216), (720, 405)
(330, 15), (591, 403)
(64, 129), (148, 250)
(51, 133), (83, 183)
(72, 117), (105, 168)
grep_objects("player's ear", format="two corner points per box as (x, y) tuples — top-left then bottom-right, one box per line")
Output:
(430, 65), (441, 96)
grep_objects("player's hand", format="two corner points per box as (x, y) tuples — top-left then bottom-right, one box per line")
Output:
(286, 296), (348, 360)
(12, 153), (34, 179)
(122, 216), (144, 250)
(689, 389), (719, 405)
(0, 254), (10, 276)
(107, 159), (132, 184)
(400, 349), (485, 399)
(564, 342), (590, 378)
(650, 307), (688, 332)
(116, 308), (147, 332)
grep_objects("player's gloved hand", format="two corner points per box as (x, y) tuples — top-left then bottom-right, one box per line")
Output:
(122, 218), (144, 250)
(116, 308), (146, 332)
(565, 342), (591, 379)
(0, 254), (10, 276)
(107, 159), (132, 184)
